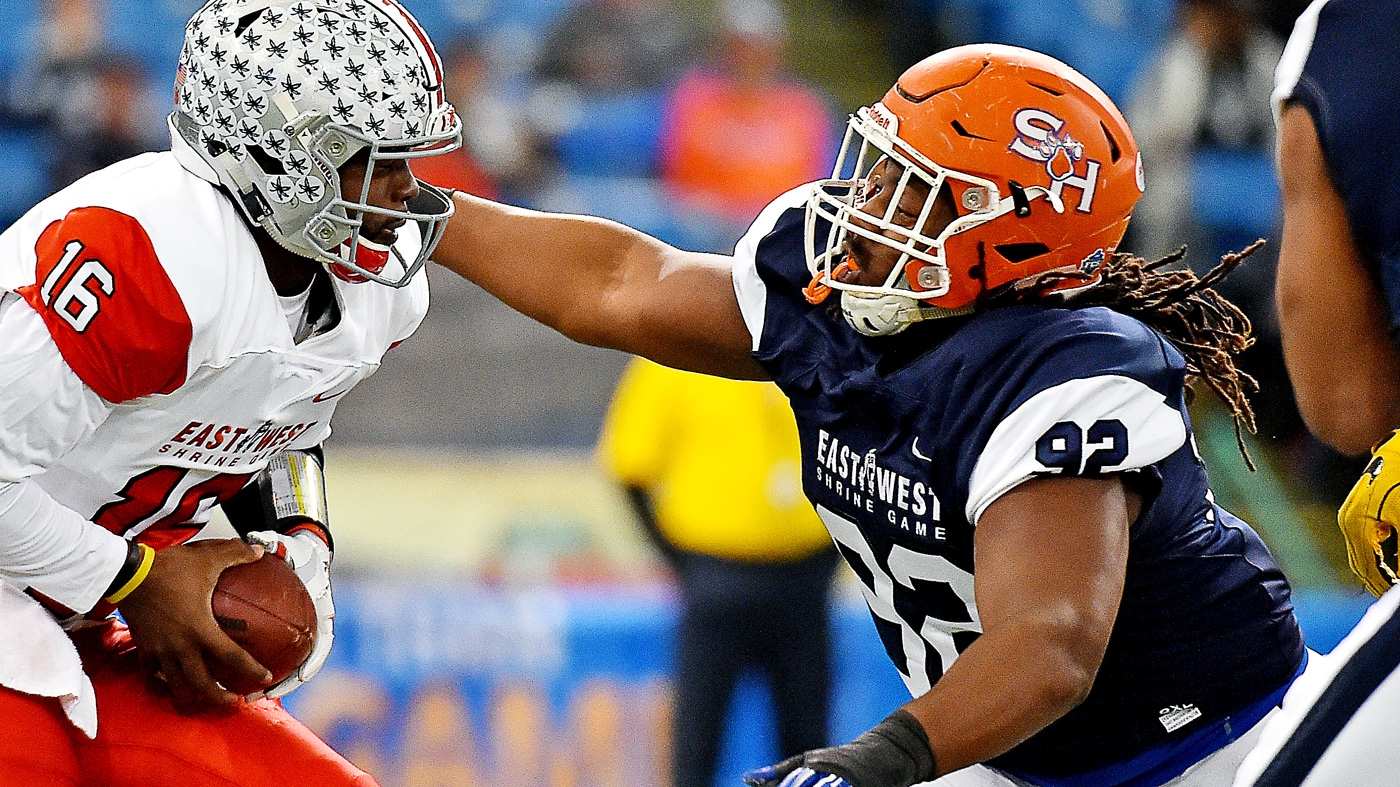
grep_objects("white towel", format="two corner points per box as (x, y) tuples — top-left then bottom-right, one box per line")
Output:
(0, 580), (97, 737)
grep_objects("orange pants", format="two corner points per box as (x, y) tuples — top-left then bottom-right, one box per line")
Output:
(0, 622), (377, 787)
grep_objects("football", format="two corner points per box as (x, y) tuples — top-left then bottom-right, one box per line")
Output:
(212, 553), (316, 694)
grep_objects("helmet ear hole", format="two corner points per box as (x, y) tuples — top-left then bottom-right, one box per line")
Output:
(994, 242), (1051, 263)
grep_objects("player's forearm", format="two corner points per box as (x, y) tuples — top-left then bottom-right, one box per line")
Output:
(1275, 103), (1400, 454)
(435, 193), (662, 347)
(0, 478), (129, 610)
(1281, 334), (1400, 455)
(906, 616), (1103, 775)
(1278, 270), (1400, 454)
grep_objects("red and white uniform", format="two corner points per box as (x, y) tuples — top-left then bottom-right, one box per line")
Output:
(0, 130), (424, 764)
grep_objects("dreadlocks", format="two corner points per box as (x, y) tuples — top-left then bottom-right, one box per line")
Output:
(986, 240), (1266, 470)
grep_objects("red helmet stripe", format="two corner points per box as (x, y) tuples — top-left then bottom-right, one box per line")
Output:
(370, 0), (444, 90)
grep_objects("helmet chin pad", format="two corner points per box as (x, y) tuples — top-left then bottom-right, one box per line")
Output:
(329, 237), (391, 284)
(841, 290), (923, 337)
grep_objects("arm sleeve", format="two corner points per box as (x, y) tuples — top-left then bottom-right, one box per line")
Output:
(16, 206), (192, 403)
(1271, 0), (1327, 121)
(964, 375), (1187, 525)
(0, 295), (128, 609)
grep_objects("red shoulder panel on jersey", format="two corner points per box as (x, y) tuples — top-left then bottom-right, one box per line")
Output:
(17, 207), (192, 403)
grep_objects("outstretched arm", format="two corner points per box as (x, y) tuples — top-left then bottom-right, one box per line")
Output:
(744, 475), (1135, 786)
(911, 475), (1134, 774)
(1276, 103), (1400, 455)
(433, 193), (767, 380)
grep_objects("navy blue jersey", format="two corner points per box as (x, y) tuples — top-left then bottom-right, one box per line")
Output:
(730, 186), (1304, 780)
(1275, 0), (1400, 335)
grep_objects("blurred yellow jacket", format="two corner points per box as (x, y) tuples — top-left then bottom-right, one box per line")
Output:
(597, 358), (831, 562)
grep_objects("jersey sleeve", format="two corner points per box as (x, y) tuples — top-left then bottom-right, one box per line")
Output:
(0, 294), (113, 482)
(15, 207), (192, 404)
(1271, 0), (1323, 116)
(731, 184), (818, 353)
(962, 315), (1189, 525)
(0, 295), (128, 610)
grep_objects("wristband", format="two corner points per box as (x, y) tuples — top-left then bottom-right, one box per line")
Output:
(100, 539), (143, 599)
(103, 542), (155, 605)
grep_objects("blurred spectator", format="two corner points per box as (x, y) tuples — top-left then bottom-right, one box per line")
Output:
(597, 358), (839, 787)
(51, 56), (159, 187)
(411, 39), (502, 201)
(5, 0), (162, 192)
(536, 0), (697, 95)
(1127, 0), (1283, 262)
(658, 0), (836, 248)
(524, 0), (699, 222)
(1126, 0), (1306, 447)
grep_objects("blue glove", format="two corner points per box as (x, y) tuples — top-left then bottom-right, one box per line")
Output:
(743, 762), (852, 787)
(741, 709), (936, 787)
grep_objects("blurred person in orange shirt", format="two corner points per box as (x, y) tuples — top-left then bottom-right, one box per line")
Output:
(409, 40), (500, 201)
(598, 358), (839, 787)
(659, 0), (836, 239)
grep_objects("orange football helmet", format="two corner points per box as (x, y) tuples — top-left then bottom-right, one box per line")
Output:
(805, 44), (1144, 336)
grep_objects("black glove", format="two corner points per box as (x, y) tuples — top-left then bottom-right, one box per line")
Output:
(742, 709), (937, 787)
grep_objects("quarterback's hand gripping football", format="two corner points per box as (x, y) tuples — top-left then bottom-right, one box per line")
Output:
(741, 710), (936, 787)
(243, 529), (334, 699)
(1338, 430), (1400, 596)
(116, 539), (275, 707)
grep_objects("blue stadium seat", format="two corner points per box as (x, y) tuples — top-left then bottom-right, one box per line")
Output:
(1191, 147), (1280, 241)
(399, 0), (470, 47)
(531, 175), (706, 250)
(493, 0), (577, 33)
(979, 0), (1068, 53)
(0, 129), (50, 229)
(973, 0), (1175, 107)
(106, 0), (193, 75)
(1061, 0), (1175, 105)
(0, 0), (41, 80)
(555, 91), (664, 179)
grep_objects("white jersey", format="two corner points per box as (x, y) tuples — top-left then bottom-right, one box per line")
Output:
(0, 134), (428, 735)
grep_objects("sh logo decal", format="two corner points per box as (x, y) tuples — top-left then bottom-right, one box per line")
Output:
(1009, 108), (1101, 213)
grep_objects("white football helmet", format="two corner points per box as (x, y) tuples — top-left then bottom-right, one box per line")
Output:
(170, 0), (462, 287)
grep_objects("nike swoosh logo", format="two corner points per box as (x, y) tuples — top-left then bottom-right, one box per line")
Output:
(312, 387), (353, 402)
(912, 437), (932, 462)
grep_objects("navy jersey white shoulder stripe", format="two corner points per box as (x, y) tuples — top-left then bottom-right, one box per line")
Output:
(967, 373), (1187, 524)
(730, 190), (1304, 782)
(732, 183), (815, 352)
(1270, 0), (1327, 122)
(1272, 0), (1400, 335)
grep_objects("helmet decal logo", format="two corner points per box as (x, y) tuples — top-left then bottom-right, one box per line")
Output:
(1008, 108), (1101, 214)
(867, 102), (899, 136)
(1079, 248), (1105, 275)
